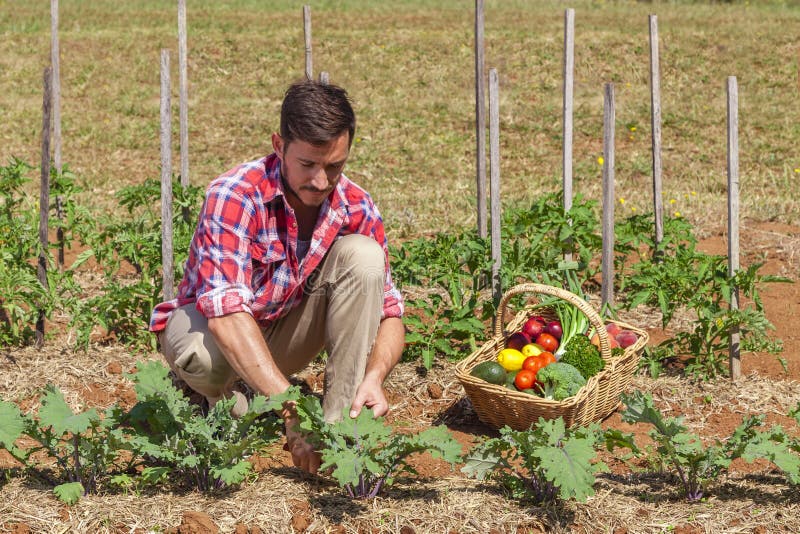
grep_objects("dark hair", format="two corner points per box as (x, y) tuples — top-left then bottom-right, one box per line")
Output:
(280, 80), (356, 147)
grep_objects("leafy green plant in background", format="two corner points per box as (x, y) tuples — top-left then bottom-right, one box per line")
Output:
(0, 158), (89, 346)
(500, 192), (602, 285)
(462, 417), (610, 504)
(0, 158), (50, 344)
(615, 213), (787, 379)
(118, 360), (283, 492)
(273, 387), (462, 499)
(393, 231), (493, 369)
(72, 177), (205, 350)
(0, 386), (130, 504)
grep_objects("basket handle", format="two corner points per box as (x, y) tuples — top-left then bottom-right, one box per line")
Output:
(494, 283), (611, 356)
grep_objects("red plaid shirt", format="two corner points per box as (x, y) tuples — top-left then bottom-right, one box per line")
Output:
(149, 153), (403, 332)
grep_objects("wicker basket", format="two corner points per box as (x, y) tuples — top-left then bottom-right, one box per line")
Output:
(455, 283), (649, 430)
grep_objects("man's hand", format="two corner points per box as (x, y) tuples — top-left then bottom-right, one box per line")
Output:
(349, 373), (390, 418)
(283, 408), (322, 474)
(348, 317), (404, 419)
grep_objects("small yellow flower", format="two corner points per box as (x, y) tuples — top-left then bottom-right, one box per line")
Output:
(794, 168), (800, 174)
(716, 318), (724, 327)
(619, 198), (626, 205)
(691, 191), (697, 196)
(674, 211), (681, 217)
(684, 194), (689, 199)
(631, 207), (637, 213)
(669, 198), (677, 204)
(629, 126), (637, 132)
(597, 156), (604, 165)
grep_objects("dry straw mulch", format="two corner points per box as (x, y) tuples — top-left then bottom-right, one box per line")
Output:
(3, 340), (800, 533)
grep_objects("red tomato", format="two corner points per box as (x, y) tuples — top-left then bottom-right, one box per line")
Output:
(538, 352), (557, 366)
(514, 369), (537, 390)
(536, 333), (559, 353)
(522, 355), (544, 374)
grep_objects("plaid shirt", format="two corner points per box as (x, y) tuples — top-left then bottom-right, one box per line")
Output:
(149, 153), (403, 332)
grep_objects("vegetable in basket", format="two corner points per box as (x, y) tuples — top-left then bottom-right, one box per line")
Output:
(558, 335), (605, 379)
(535, 362), (586, 401)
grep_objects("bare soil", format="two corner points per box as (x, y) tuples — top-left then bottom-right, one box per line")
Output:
(1, 220), (799, 533)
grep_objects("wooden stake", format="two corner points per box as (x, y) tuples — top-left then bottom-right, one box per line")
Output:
(50, 0), (61, 174)
(160, 50), (174, 301)
(51, 0), (64, 268)
(727, 76), (741, 380)
(562, 8), (575, 262)
(303, 5), (313, 80)
(37, 67), (53, 347)
(475, 0), (487, 239)
(601, 83), (615, 311)
(649, 14), (664, 254)
(489, 68), (502, 306)
(178, 0), (189, 188)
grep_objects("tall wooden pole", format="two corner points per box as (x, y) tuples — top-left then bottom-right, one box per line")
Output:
(50, 0), (61, 174)
(303, 5), (313, 80)
(160, 50), (174, 301)
(649, 15), (664, 254)
(37, 67), (53, 347)
(562, 8), (575, 262)
(178, 0), (189, 188)
(50, 0), (64, 268)
(727, 76), (741, 380)
(489, 68), (502, 306)
(601, 83), (616, 311)
(475, 0), (487, 239)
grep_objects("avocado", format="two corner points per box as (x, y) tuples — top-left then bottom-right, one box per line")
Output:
(470, 361), (507, 385)
(505, 370), (520, 387)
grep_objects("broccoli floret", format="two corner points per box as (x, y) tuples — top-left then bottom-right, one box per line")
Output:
(535, 362), (587, 401)
(559, 335), (605, 379)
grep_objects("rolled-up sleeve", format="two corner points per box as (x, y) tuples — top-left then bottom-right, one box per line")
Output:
(355, 201), (404, 320)
(194, 180), (258, 318)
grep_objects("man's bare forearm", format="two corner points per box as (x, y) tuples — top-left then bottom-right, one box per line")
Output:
(363, 316), (405, 384)
(207, 312), (290, 396)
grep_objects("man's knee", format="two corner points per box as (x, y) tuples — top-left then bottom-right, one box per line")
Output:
(331, 234), (385, 291)
(334, 234), (384, 267)
(162, 306), (235, 397)
(171, 336), (233, 392)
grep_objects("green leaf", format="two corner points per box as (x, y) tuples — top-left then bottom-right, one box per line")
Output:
(140, 466), (171, 485)
(537, 436), (602, 502)
(461, 440), (504, 480)
(422, 348), (435, 370)
(211, 460), (252, 486)
(416, 425), (463, 463)
(0, 400), (26, 449)
(38, 386), (99, 436)
(54, 482), (84, 505)
(109, 474), (134, 489)
(744, 432), (800, 484)
(126, 360), (175, 399)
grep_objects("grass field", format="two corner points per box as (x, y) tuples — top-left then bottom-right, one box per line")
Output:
(1, 0), (799, 240)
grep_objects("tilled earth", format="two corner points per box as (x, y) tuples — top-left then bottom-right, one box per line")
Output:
(1, 220), (800, 533)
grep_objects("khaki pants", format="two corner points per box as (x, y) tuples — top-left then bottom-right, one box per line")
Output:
(160, 234), (385, 422)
